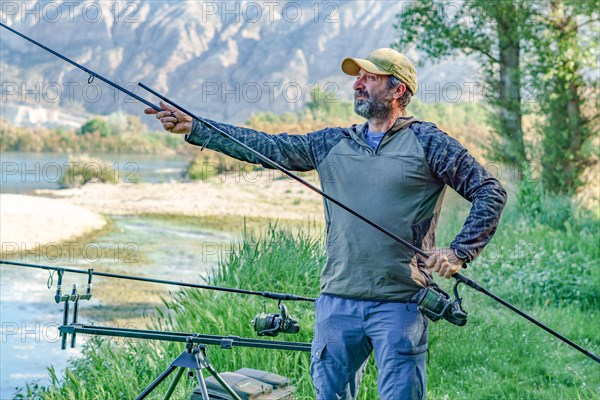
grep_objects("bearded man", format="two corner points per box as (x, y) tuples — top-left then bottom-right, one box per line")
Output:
(145, 48), (507, 400)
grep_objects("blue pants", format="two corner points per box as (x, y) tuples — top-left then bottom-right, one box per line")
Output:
(310, 295), (428, 400)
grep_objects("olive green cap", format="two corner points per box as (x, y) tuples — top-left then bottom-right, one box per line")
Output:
(342, 48), (418, 94)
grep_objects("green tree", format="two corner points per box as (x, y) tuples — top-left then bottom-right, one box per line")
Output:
(395, 0), (536, 168)
(79, 117), (112, 137)
(532, 0), (598, 194)
(396, 0), (598, 195)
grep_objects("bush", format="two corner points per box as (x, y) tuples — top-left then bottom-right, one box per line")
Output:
(0, 118), (189, 154)
(466, 181), (600, 308)
(515, 172), (596, 232)
(186, 150), (263, 181)
(58, 155), (119, 188)
(79, 118), (112, 137)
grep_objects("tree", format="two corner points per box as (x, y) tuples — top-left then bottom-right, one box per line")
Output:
(124, 115), (147, 136)
(395, 0), (598, 194)
(79, 117), (112, 137)
(395, 0), (536, 169)
(532, 0), (598, 194)
(106, 112), (148, 136)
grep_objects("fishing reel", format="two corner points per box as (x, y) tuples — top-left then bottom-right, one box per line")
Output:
(252, 303), (300, 337)
(416, 280), (468, 326)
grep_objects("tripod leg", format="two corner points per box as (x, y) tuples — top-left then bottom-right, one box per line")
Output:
(163, 367), (185, 400)
(203, 363), (242, 400)
(194, 369), (211, 400)
(135, 366), (177, 400)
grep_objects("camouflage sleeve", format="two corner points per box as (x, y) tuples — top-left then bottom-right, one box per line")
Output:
(185, 119), (320, 171)
(415, 122), (508, 262)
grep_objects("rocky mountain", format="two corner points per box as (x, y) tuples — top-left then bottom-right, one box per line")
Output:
(0, 0), (478, 126)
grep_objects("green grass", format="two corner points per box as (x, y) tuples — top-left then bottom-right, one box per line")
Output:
(16, 197), (600, 399)
(135, 213), (324, 236)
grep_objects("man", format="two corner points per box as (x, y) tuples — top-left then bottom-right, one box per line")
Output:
(145, 48), (507, 399)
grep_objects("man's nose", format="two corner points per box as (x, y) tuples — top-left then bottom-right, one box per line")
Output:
(353, 77), (364, 91)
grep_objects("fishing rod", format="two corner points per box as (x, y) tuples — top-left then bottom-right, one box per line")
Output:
(1, 23), (599, 364)
(138, 82), (600, 363)
(1, 259), (309, 399)
(59, 324), (311, 352)
(0, 20), (424, 262)
(0, 21), (161, 112)
(1, 259), (307, 338)
(0, 260), (314, 302)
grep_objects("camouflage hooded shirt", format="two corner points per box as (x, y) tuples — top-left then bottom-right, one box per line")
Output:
(186, 116), (507, 301)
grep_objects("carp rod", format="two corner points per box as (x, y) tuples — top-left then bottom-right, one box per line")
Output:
(0, 260), (314, 302)
(1, 23), (599, 364)
(0, 21), (160, 112)
(0, 20), (455, 263)
(138, 84), (600, 364)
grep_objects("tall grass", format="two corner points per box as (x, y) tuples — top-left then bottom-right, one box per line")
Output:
(16, 201), (600, 399)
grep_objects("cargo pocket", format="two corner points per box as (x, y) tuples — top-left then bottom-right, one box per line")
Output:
(309, 343), (327, 397)
(309, 343), (352, 399)
(311, 342), (326, 360)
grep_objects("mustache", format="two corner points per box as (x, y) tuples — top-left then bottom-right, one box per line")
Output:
(354, 90), (369, 99)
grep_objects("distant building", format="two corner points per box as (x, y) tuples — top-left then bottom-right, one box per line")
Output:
(0, 104), (87, 129)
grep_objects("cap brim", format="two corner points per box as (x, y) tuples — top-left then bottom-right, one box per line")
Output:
(342, 57), (391, 76)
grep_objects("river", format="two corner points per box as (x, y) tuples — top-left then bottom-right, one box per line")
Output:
(0, 152), (235, 399)
(0, 152), (190, 194)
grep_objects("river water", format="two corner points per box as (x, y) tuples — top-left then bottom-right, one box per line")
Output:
(0, 216), (234, 399)
(0, 152), (234, 399)
(0, 152), (190, 194)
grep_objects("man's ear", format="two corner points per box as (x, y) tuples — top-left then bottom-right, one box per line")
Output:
(393, 82), (407, 100)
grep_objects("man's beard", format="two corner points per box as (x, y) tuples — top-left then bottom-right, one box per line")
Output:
(354, 88), (394, 120)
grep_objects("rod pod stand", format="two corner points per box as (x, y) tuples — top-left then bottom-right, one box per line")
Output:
(57, 324), (309, 399)
(54, 269), (93, 349)
(136, 337), (242, 400)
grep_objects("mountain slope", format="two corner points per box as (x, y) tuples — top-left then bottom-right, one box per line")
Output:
(0, 0), (478, 125)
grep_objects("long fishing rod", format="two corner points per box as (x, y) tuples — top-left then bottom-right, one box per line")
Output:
(1, 23), (599, 364)
(59, 325), (311, 352)
(138, 85), (600, 364)
(0, 21), (161, 112)
(0, 260), (314, 302)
